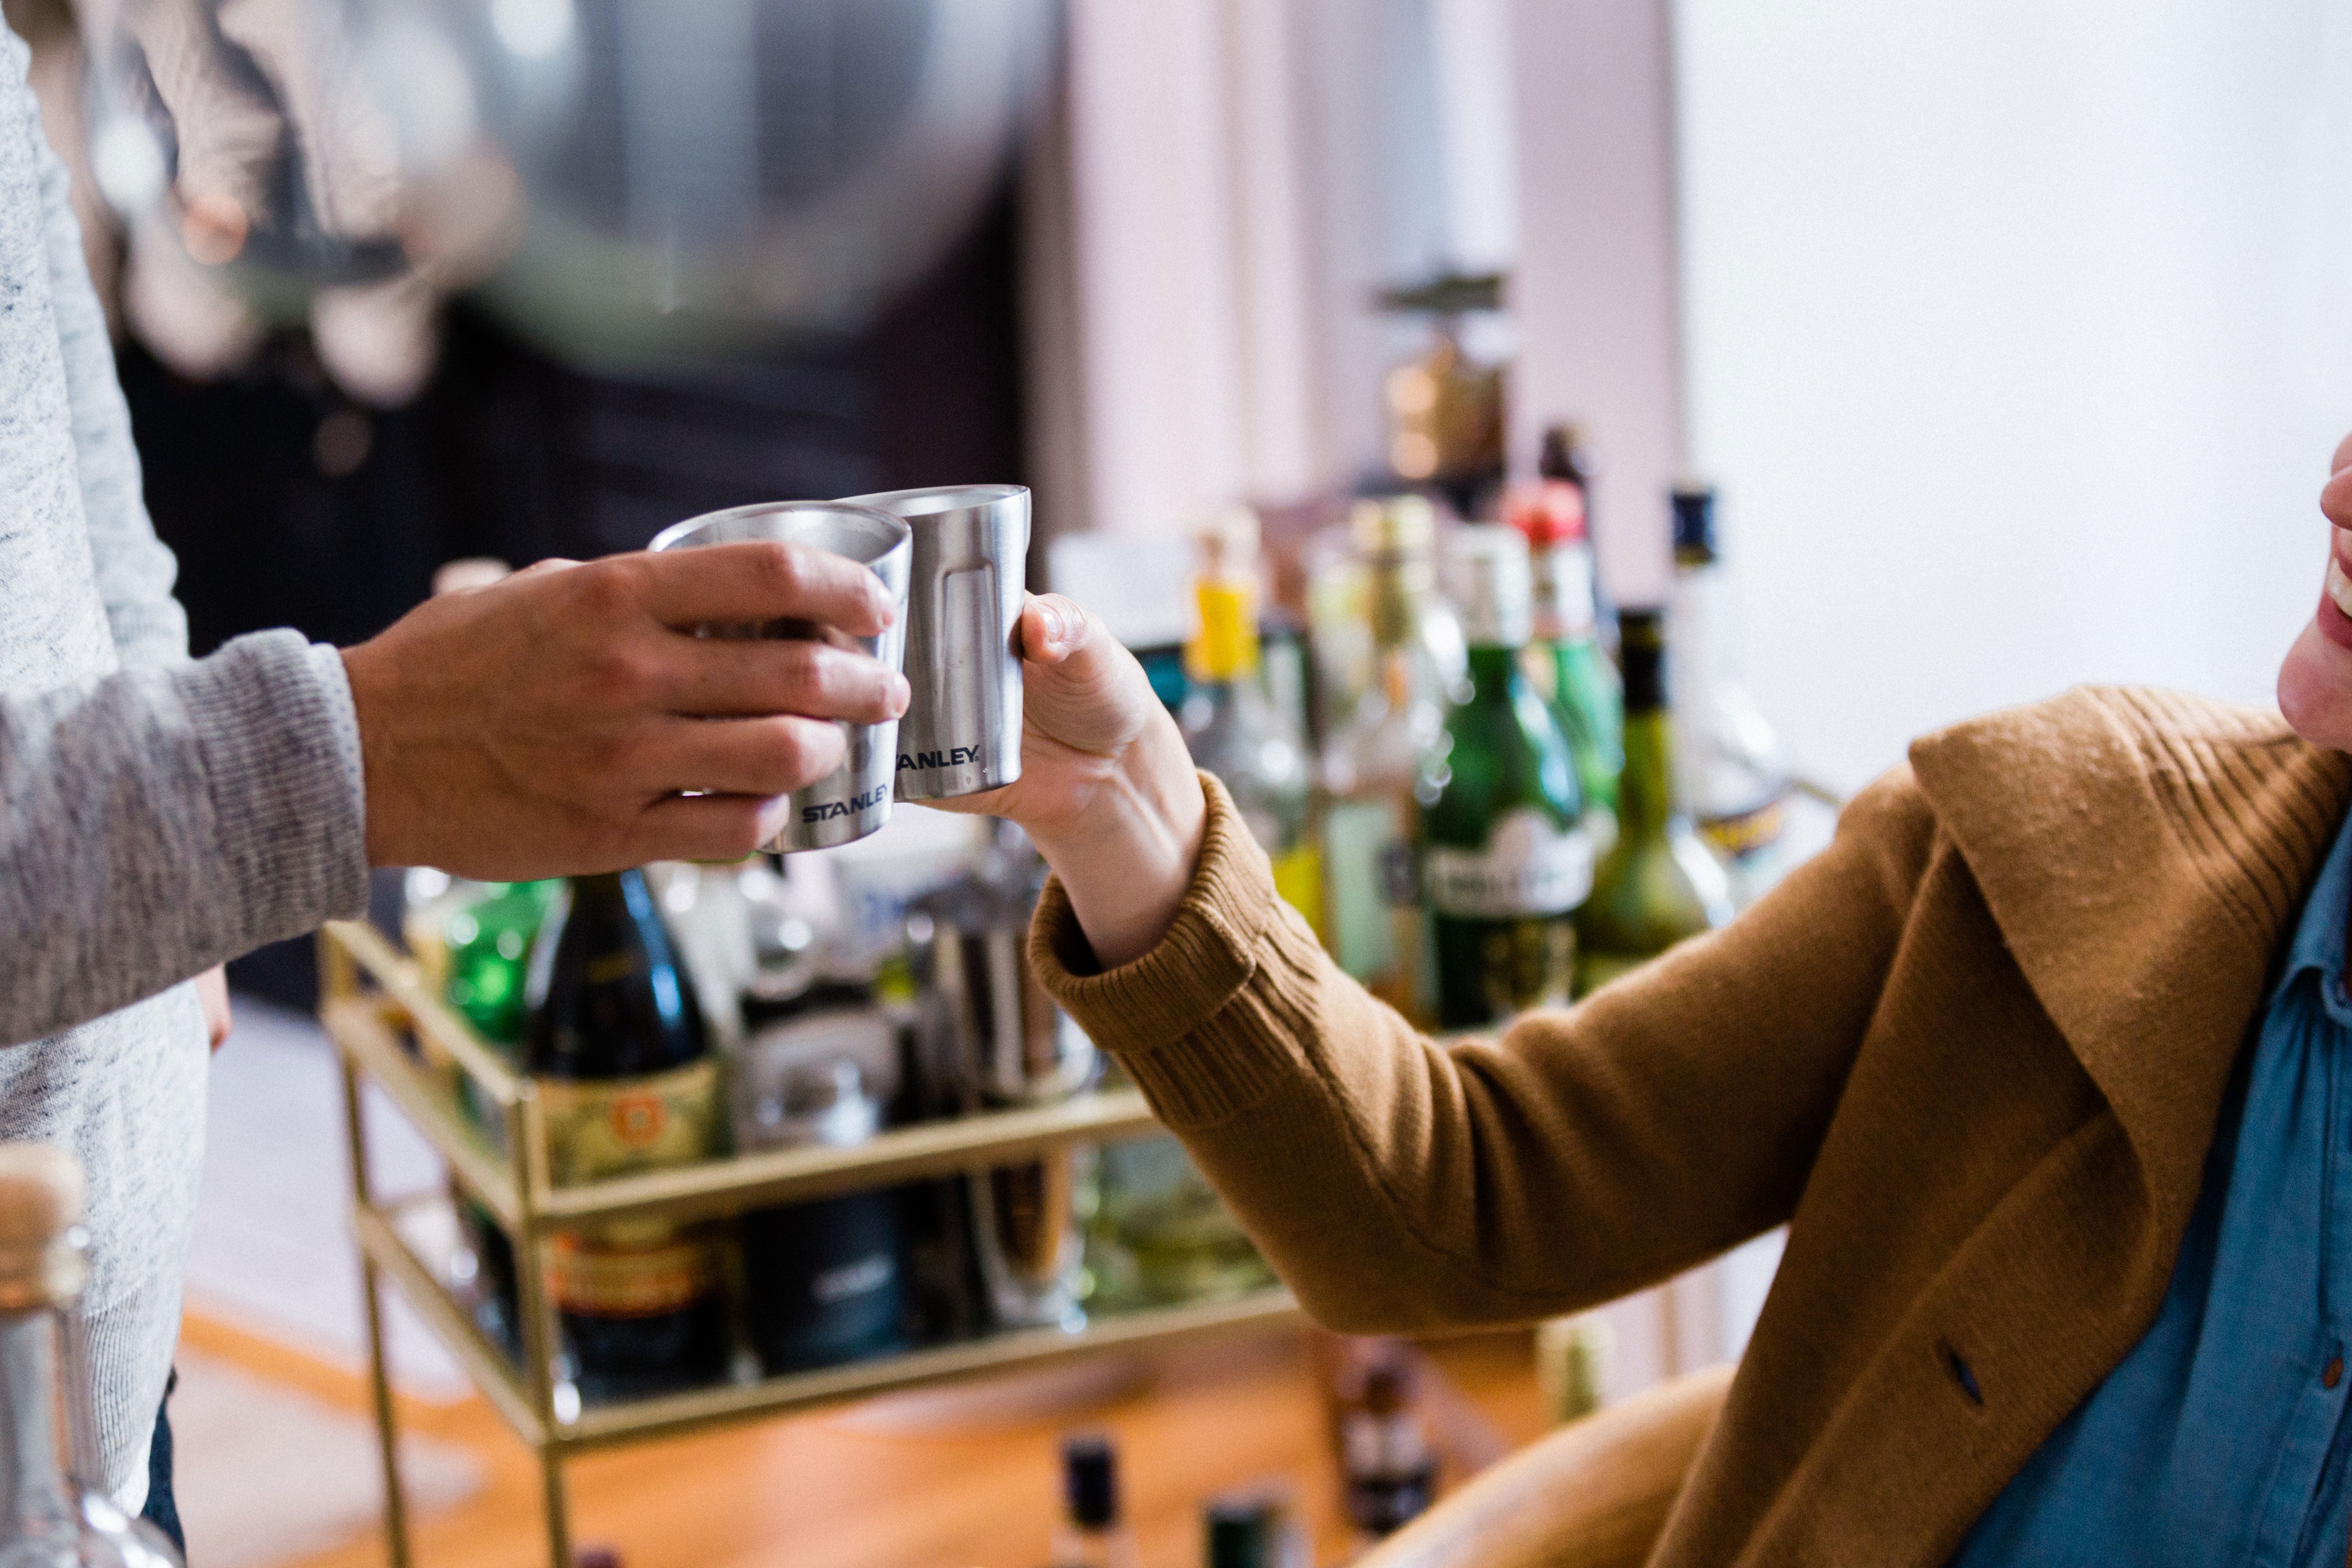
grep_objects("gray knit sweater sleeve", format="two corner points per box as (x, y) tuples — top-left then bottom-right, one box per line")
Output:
(0, 635), (371, 1044)
(33, 100), (185, 672)
(0, 41), (370, 1047)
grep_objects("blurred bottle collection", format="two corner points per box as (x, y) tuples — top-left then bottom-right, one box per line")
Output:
(1141, 421), (1789, 1035)
(404, 812), (1277, 1408)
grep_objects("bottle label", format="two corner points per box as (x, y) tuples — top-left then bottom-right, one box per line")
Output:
(549, 1223), (721, 1319)
(1530, 545), (1598, 642)
(537, 1060), (722, 1187)
(1424, 810), (1596, 918)
(1699, 793), (1789, 862)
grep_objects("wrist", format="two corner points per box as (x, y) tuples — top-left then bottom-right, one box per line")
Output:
(1032, 714), (1206, 969)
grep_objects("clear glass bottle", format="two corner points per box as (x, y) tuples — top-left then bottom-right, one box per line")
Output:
(1051, 1433), (1141, 1568)
(0, 1144), (181, 1567)
(1669, 487), (1792, 909)
(1423, 527), (1595, 1030)
(1320, 497), (1451, 1026)
(1180, 511), (1320, 929)
(1573, 610), (1732, 997)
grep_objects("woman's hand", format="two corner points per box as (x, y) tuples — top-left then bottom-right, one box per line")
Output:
(933, 594), (1206, 968)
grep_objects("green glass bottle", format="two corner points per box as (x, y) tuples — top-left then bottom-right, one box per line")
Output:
(1424, 526), (1595, 1030)
(1510, 431), (1622, 818)
(524, 870), (728, 1403)
(1573, 609), (1732, 996)
(439, 878), (558, 1355)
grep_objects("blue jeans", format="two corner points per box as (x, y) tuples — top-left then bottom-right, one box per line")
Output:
(138, 1369), (182, 1556)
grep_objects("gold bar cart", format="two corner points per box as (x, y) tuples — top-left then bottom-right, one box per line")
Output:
(317, 919), (1297, 1568)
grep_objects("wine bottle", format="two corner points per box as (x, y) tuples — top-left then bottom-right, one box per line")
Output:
(0, 1145), (182, 1567)
(1573, 610), (1732, 996)
(1319, 498), (1449, 1026)
(1669, 486), (1792, 908)
(1424, 527), (1595, 1030)
(523, 871), (728, 1403)
(1180, 510), (1320, 929)
(1051, 1434), (1141, 1568)
(1510, 445), (1622, 821)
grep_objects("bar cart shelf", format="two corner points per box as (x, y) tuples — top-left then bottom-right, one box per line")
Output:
(318, 919), (1299, 1568)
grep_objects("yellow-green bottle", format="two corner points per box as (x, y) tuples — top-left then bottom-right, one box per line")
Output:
(1179, 511), (1321, 930)
(1572, 609), (1731, 996)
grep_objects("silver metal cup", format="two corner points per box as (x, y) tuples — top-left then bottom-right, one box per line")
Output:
(648, 501), (912, 852)
(836, 485), (1028, 802)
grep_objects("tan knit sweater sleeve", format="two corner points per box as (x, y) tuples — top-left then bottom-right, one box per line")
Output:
(1028, 769), (1941, 1333)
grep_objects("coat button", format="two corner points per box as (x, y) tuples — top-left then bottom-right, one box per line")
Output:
(2324, 1357), (2343, 1390)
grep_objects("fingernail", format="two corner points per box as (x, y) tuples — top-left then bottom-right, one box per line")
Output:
(755, 796), (793, 841)
(889, 674), (911, 718)
(1038, 599), (1068, 648)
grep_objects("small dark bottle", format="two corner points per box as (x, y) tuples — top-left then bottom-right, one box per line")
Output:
(1342, 1363), (1438, 1542)
(1051, 1433), (1140, 1568)
(524, 871), (729, 1403)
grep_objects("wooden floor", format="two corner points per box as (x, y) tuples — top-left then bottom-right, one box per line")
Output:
(184, 1313), (1547, 1568)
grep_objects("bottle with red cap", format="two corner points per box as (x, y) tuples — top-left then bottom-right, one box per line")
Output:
(1510, 425), (1622, 821)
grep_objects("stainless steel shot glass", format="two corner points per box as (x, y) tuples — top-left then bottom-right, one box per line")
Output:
(648, 501), (912, 852)
(836, 485), (1028, 802)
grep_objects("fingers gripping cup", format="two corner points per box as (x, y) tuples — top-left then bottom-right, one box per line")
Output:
(837, 485), (1028, 802)
(649, 501), (913, 852)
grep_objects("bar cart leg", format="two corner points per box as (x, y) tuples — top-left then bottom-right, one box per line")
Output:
(539, 1448), (572, 1568)
(359, 1250), (415, 1568)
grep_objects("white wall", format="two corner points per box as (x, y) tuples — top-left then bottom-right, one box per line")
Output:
(1676, 0), (2352, 793)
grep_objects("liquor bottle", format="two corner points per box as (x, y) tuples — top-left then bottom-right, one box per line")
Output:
(1534, 1313), (1611, 1427)
(1051, 1433), (1141, 1568)
(1423, 527), (1595, 1030)
(1320, 498), (1449, 1025)
(1572, 610), (1732, 996)
(523, 871), (729, 1403)
(1509, 461), (1622, 821)
(1341, 1361), (1438, 1543)
(1180, 510), (1320, 929)
(0, 1144), (182, 1567)
(1669, 487), (1792, 909)
(735, 984), (907, 1375)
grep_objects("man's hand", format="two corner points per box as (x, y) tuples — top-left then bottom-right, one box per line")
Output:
(342, 544), (910, 879)
(195, 966), (232, 1052)
(933, 594), (1206, 969)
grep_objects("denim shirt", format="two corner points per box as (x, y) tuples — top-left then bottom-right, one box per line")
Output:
(1953, 807), (2352, 1566)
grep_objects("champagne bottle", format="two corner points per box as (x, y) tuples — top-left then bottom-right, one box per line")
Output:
(1573, 610), (1733, 995)
(1511, 439), (1622, 820)
(1320, 497), (1449, 1025)
(1669, 487), (1792, 908)
(1424, 527), (1595, 1030)
(524, 871), (729, 1403)
(1051, 1434), (1141, 1568)
(1180, 511), (1320, 929)
(0, 1145), (181, 1567)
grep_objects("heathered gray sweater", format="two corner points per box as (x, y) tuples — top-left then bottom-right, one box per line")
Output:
(0, 30), (368, 1504)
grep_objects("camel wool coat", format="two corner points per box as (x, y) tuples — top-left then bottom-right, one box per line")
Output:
(1028, 687), (2352, 1566)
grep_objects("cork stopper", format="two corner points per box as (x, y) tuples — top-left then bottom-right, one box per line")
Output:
(0, 1144), (87, 1311)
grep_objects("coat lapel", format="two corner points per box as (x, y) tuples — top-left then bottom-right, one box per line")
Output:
(1908, 687), (2348, 1221)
